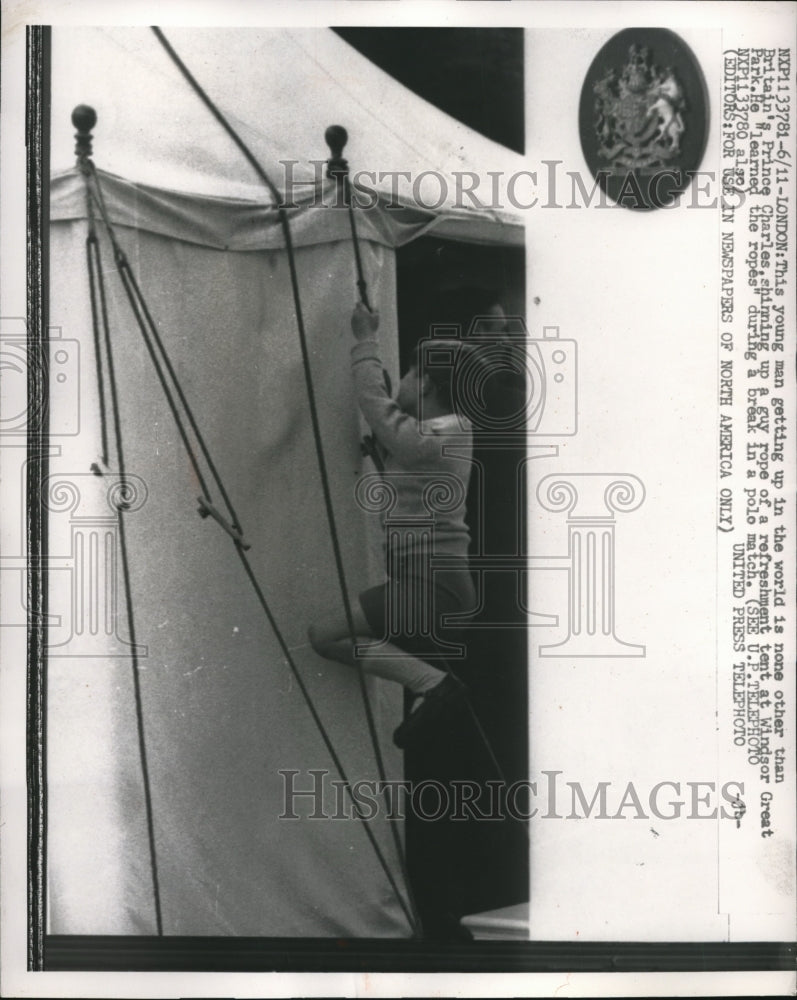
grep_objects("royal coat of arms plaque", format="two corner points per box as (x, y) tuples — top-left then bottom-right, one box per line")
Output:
(579, 28), (709, 209)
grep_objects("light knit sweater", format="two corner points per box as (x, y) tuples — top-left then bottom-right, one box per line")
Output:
(351, 338), (472, 561)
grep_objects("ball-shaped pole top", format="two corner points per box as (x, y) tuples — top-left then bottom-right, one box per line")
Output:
(72, 105), (97, 134)
(324, 124), (348, 159)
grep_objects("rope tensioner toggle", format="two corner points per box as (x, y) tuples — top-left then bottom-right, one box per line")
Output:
(196, 496), (251, 550)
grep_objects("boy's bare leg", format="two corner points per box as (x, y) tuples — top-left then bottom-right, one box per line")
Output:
(307, 606), (371, 662)
(357, 641), (447, 695)
(309, 614), (446, 695)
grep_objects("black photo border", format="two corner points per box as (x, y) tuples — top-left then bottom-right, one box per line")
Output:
(25, 22), (795, 978)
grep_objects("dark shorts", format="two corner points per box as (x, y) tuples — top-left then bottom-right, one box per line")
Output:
(359, 559), (476, 661)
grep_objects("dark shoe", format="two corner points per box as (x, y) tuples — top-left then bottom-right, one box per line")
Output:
(393, 674), (467, 750)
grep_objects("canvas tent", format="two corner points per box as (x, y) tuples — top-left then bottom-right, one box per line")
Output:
(47, 26), (525, 937)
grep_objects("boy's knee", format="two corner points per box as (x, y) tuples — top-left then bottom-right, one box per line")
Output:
(308, 609), (370, 658)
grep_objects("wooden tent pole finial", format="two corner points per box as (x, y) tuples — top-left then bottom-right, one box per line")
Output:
(323, 124), (371, 311)
(72, 104), (97, 173)
(324, 124), (349, 183)
(324, 125), (348, 162)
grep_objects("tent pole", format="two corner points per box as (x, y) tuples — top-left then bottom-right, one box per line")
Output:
(74, 105), (165, 936)
(325, 125), (372, 311)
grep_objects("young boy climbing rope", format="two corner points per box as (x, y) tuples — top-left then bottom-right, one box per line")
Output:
(309, 302), (476, 750)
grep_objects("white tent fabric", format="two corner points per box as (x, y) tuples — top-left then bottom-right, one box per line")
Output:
(51, 28), (526, 243)
(50, 27), (526, 244)
(47, 26), (523, 937)
(48, 219), (411, 936)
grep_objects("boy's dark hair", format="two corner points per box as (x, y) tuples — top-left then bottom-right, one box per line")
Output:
(412, 338), (481, 416)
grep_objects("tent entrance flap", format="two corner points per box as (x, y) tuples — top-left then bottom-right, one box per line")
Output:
(396, 234), (530, 933)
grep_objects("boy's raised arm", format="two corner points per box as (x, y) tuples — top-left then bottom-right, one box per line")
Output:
(349, 305), (438, 465)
